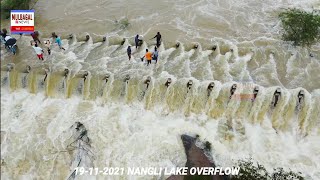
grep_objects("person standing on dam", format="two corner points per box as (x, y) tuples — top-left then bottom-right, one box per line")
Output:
(3, 35), (18, 55)
(44, 40), (51, 55)
(152, 46), (159, 64)
(52, 33), (66, 50)
(151, 32), (162, 47)
(135, 34), (139, 49)
(1, 29), (8, 44)
(32, 43), (44, 61)
(135, 34), (143, 48)
(1, 28), (7, 38)
(141, 49), (152, 66)
(127, 45), (132, 60)
(31, 31), (41, 44)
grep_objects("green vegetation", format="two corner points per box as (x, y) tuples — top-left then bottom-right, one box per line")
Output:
(1, 0), (31, 19)
(112, 17), (130, 32)
(279, 8), (320, 47)
(118, 17), (130, 29)
(231, 158), (304, 180)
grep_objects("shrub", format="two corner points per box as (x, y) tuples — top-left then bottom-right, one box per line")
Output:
(231, 158), (304, 180)
(279, 8), (320, 47)
(119, 17), (130, 29)
(1, 0), (31, 19)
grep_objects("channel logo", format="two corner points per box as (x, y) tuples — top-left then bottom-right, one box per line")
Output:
(10, 10), (34, 34)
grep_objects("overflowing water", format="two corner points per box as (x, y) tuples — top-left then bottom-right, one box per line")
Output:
(1, 0), (320, 179)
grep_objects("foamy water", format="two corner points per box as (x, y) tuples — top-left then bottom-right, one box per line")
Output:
(1, 0), (320, 179)
(1, 86), (320, 179)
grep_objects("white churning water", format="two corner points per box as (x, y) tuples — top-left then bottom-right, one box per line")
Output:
(1, 0), (320, 179)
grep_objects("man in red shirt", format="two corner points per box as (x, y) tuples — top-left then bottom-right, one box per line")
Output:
(31, 31), (41, 44)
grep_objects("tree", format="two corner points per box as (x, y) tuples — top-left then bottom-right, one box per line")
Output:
(1, 0), (30, 19)
(279, 8), (320, 47)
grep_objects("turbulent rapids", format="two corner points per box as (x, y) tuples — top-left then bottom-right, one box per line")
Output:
(1, 35), (319, 134)
(1, 33), (320, 179)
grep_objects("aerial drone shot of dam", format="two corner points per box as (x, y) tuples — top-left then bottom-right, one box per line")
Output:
(0, 0), (319, 179)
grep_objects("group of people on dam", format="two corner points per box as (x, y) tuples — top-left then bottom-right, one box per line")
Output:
(0, 28), (161, 65)
(126, 32), (161, 65)
(1, 28), (308, 110)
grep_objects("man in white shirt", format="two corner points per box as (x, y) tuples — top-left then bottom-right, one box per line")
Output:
(44, 40), (51, 55)
(32, 43), (44, 60)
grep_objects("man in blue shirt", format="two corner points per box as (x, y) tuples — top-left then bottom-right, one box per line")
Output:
(152, 46), (159, 64)
(52, 33), (65, 50)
